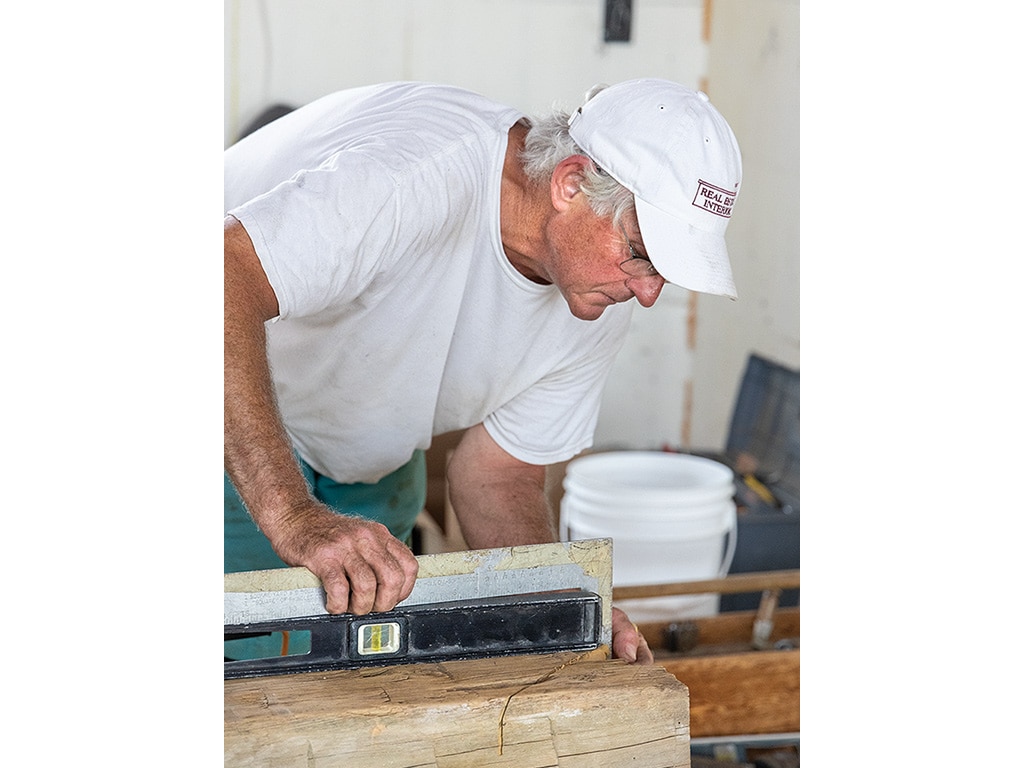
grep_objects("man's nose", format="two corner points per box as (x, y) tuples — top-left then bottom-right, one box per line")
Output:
(628, 275), (665, 308)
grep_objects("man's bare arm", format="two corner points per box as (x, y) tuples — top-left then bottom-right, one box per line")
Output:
(223, 215), (418, 614)
(446, 424), (653, 663)
(445, 423), (555, 548)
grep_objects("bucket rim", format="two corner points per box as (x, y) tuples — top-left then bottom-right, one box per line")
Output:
(564, 450), (734, 493)
(562, 477), (734, 507)
(564, 506), (735, 539)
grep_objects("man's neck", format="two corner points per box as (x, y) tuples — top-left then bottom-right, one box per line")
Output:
(499, 121), (552, 285)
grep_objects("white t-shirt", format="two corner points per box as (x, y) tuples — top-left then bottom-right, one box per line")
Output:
(225, 82), (633, 483)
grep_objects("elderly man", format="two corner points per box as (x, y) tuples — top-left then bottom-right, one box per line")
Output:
(224, 79), (742, 664)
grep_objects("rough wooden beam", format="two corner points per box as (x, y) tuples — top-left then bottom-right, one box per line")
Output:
(225, 651), (692, 767)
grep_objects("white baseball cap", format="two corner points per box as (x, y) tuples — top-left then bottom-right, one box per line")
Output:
(567, 79), (742, 299)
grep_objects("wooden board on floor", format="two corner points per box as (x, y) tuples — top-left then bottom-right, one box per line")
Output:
(660, 649), (798, 738)
(225, 650), (692, 767)
(640, 607), (800, 738)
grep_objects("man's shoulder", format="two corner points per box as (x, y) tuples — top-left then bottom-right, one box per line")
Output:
(314, 81), (519, 121)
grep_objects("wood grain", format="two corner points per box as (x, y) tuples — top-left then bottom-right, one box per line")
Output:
(660, 650), (799, 737)
(637, 607), (800, 738)
(225, 651), (692, 767)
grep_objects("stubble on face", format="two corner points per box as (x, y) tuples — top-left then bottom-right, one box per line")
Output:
(546, 211), (639, 321)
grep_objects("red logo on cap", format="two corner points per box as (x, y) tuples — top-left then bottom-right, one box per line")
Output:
(692, 180), (735, 218)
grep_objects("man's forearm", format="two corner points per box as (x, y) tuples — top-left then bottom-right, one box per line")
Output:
(224, 316), (311, 535)
(451, 471), (556, 549)
(223, 216), (312, 540)
(446, 424), (556, 549)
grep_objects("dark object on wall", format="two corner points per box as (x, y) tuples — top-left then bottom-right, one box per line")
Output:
(236, 103), (295, 143)
(604, 0), (632, 42)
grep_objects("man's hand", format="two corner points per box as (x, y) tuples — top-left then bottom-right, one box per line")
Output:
(611, 606), (654, 664)
(271, 500), (420, 615)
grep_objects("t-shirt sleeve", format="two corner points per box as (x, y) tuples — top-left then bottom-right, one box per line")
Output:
(227, 151), (398, 320)
(482, 311), (631, 465)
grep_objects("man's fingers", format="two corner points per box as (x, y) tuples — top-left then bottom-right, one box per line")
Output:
(317, 537), (420, 616)
(392, 539), (421, 599)
(371, 544), (420, 613)
(611, 606), (655, 665)
(320, 568), (352, 614)
(341, 558), (383, 615)
(633, 626), (655, 665)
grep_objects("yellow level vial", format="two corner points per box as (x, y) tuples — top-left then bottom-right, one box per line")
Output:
(357, 621), (402, 655)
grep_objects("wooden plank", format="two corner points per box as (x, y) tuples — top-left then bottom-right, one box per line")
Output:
(225, 651), (692, 767)
(634, 608), (799, 738)
(660, 650), (799, 738)
(639, 607), (800, 650)
(613, 570), (800, 600)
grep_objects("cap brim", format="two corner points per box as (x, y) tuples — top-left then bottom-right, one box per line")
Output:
(635, 197), (738, 300)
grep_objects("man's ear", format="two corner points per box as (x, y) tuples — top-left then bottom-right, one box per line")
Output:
(550, 154), (592, 212)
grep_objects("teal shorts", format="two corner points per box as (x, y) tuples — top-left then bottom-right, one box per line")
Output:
(224, 450), (426, 660)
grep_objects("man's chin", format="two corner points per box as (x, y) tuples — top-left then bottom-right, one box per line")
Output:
(562, 289), (621, 321)
(569, 303), (607, 321)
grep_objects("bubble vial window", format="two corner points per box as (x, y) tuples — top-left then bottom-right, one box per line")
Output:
(356, 622), (402, 655)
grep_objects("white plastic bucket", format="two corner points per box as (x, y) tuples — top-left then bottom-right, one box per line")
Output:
(560, 451), (737, 622)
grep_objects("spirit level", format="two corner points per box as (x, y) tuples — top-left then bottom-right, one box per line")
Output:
(224, 590), (602, 679)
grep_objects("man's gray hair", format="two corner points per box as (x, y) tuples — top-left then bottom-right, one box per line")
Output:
(519, 86), (636, 226)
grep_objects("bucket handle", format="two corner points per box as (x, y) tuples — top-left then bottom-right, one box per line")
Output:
(717, 504), (738, 578)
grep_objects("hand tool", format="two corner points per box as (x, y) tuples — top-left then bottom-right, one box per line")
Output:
(224, 538), (613, 679)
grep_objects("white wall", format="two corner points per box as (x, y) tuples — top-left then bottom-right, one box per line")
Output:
(223, 0), (799, 454)
(691, 0), (800, 449)
(225, 0), (710, 146)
